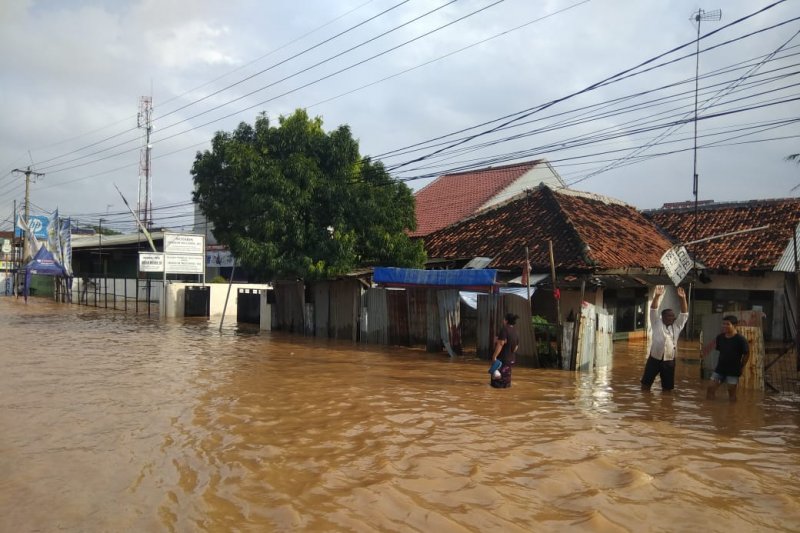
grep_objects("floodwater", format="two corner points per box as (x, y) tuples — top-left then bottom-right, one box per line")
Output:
(1, 298), (799, 533)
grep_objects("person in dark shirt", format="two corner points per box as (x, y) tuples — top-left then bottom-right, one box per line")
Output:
(707, 315), (750, 402)
(490, 313), (520, 389)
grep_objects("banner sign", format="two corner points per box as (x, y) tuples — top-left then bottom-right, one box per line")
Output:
(164, 233), (205, 255)
(139, 252), (165, 273)
(206, 246), (235, 268)
(660, 245), (693, 286)
(15, 214), (49, 239)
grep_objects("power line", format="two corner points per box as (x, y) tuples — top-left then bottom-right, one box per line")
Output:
(21, 0), (387, 169)
(33, 0), (506, 177)
(385, 1), (792, 171)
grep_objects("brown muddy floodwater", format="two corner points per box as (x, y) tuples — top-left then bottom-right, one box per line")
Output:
(1, 298), (799, 532)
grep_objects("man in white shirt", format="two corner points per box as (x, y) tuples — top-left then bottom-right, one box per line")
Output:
(640, 285), (689, 392)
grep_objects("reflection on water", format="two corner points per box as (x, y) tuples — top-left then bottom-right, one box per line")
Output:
(1, 298), (798, 532)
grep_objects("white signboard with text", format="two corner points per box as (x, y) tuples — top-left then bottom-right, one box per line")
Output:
(164, 233), (205, 255)
(139, 252), (165, 273)
(660, 245), (693, 286)
(165, 253), (205, 274)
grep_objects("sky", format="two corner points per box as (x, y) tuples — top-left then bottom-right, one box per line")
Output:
(1, 0), (798, 234)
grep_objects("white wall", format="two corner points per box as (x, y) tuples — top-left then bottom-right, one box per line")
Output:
(480, 162), (565, 210)
(164, 282), (271, 318)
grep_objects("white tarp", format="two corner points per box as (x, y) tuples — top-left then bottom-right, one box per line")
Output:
(459, 287), (537, 309)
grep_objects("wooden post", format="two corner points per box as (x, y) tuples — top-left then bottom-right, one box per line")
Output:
(549, 240), (561, 326)
(549, 240), (562, 358)
(794, 228), (800, 370)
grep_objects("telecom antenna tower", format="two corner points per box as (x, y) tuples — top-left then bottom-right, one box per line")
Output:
(137, 96), (153, 229)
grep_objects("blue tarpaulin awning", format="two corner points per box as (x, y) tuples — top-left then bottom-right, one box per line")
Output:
(373, 267), (497, 290)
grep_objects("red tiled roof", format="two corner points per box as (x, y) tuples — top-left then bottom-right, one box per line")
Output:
(646, 198), (800, 271)
(424, 186), (674, 272)
(410, 160), (543, 237)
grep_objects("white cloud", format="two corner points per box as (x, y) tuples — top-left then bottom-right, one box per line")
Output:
(0, 0), (797, 232)
(147, 21), (238, 69)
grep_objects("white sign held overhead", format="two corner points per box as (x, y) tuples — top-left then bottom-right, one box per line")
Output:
(164, 233), (205, 255)
(660, 245), (693, 286)
(139, 252), (165, 272)
(165, 253), (205, 274)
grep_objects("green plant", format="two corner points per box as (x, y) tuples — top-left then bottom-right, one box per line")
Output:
(210, 275), (227, 283)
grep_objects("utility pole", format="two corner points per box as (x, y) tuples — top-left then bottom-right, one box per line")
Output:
(690, 8), (722, 245)
(137, 96), (153, 229)
(98, 218), (104, 276)
(12, 199), (17, 296)
(689, 7), (721, 340)
(12, 166), (45, 262)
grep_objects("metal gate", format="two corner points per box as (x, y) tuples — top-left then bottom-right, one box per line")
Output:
(185, 286), (210, 317)
(237, 288), (262, 324)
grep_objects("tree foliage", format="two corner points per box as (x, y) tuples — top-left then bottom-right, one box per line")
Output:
(192, 110), (425, 280)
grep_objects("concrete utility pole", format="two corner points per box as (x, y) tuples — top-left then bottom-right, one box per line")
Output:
(12, 166), (45, 261)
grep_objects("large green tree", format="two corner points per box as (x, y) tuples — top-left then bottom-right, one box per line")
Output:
(191, 109), (425, 280)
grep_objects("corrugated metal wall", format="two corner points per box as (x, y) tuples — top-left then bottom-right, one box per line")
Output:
(425, 289), (441, 352)
(502, 293), (536, 365)
(477, 293), (535, 363)
(407, 288), (428, 346)
(574, 302), (614, 372)
(477, 293), (501, 358)
(387, 289), (410, 346)
(274, 280), (305, 333)
(313, 282), (330, 337)
(364, 288), (388, 345)
(329, 280), (360, 341)
(437, 290), (462, 356)
(595, 310), (614, 368)
(575, 303), (596, 372)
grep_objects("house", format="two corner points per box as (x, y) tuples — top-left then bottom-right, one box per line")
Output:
(423, 184), (676, 337)
(411, 159), (566, 238)
(645, 198), (800, 341)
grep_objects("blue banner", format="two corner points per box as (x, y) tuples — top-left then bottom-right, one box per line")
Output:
(15, 214), (50, 239)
